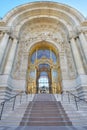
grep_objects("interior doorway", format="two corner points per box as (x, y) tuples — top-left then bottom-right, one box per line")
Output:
(36, 64), (52, 93)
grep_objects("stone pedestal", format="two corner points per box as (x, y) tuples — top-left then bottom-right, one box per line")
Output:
(0, 74), (12, 101)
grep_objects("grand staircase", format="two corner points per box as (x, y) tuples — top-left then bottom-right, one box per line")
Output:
(20, 94), (72, 126)
(0, 93), (87, 130)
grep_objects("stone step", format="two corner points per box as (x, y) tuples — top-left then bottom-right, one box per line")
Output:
(1, 126), (87, 130)
(20, 121), (72, 126)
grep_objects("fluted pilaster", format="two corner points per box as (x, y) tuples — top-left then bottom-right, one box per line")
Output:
(79, 32), (87, 62)
(0, 33), (9, 66)
(70, 38), (85, 75)
(4, 38), (18, 74)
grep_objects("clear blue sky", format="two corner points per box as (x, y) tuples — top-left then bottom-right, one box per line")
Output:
(0, 0), (87, 18)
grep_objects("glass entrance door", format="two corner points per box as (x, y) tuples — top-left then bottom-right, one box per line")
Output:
(37, 64), (51, 93)
(38, 74), (49, 93)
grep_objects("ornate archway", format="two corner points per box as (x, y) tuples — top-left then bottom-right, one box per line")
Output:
(0, 1), (87, 100)
(27, 41), (62, 94)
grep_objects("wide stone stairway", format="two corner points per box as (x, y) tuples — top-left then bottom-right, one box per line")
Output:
(20, 94), (72, 126)
(0, 94), (87, 130)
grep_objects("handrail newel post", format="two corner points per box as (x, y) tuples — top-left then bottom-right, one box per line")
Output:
(0, 103), (5, 120)
(20, 93), (22, 104)
(61, 93), (63, 102)
(68, 92), (70, 103)
(12, 96), (16, 110)
(74, 97), (78, 111)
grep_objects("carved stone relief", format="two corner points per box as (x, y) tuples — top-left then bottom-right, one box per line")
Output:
(64, 42), (76, 78)
(12, 22), (75, 80)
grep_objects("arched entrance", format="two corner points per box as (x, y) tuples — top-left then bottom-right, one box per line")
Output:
(27, 41), (62, 94)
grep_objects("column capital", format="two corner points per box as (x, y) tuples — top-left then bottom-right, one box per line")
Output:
(0, 27), (11, 34)
(69, 31), (78, 41)
(9, 34), (19, 42)
(77, 25), (87, 34)
(0, 31), (4, 38)
(12, 37), (20, 46)
(0, 30), (4, 35)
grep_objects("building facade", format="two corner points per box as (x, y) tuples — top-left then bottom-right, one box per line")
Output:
(0, 2), (87, 99)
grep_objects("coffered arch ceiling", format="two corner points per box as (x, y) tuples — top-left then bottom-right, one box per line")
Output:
(3, 2), (85, 39)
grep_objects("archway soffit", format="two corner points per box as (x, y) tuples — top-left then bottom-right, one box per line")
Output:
(3, 2), (85, 25)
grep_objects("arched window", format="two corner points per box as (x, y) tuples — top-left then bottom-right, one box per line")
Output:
(31, 49), (57, 63)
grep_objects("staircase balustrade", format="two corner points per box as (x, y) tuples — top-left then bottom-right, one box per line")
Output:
(0, 91), (26, 120)
(62, 91), (87, 111)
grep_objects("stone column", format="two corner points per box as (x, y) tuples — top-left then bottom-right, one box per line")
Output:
(79, 32), (87, 62)
(0, 33), (9, 66)
(4, 38), (18, 74)
(70, 38), (85, 75)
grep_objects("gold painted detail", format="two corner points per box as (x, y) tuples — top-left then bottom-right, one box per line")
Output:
(27, 42), (62, 94)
